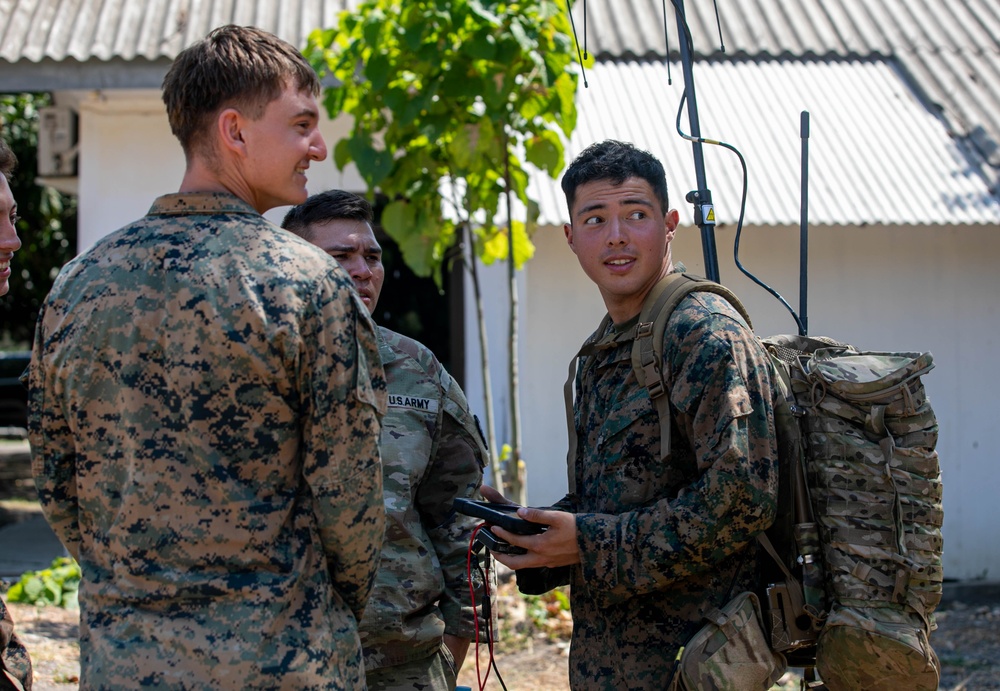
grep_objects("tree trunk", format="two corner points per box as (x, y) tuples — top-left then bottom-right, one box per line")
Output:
(464, 223), (503, 496)
(504, 148), (526, 506)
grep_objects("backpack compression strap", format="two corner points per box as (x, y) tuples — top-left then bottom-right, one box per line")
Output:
(632, 273), (752, 461)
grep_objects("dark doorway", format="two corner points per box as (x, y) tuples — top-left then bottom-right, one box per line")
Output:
(370, 210), (465, 388)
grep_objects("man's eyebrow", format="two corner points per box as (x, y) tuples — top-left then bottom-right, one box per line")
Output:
(576, 201), (606, 216)
(326, 243), (382, 254)
(620, 197), (655, 208)
(576, 197), (655, 216)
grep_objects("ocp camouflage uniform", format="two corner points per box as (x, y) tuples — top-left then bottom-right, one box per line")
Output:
(360, 327), (489, 687)
(525, 282), (779, 690)
(1, 595), (31, 690)
(26, 193), (386, 690)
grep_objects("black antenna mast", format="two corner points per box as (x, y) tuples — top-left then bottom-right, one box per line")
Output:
(672, 0), (720, 282)
(565, 1), (811, 333)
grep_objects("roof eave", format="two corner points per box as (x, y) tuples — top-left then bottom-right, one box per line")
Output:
(0, 57), (173, 93)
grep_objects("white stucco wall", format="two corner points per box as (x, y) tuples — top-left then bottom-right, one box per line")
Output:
(73, 90), (363, 250)
(511, 221), (1000, 582)
(64, 89), (1000, 583)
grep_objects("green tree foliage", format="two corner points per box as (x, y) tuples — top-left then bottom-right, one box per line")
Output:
(0, 94), (78, 348)
(306, 0), (579, 284)
(307, 0), (581, 498)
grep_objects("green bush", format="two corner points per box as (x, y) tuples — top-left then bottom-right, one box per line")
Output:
(5, 556), (79, 608)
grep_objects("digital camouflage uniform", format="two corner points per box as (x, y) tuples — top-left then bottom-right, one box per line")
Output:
(27, 193), (387, 690)
(526, 285), (779, 690)
(360, 327), (489, 688)
(0, 596), (31, 690)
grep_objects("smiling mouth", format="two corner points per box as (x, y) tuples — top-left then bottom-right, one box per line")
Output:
(0, 259), (10, 272)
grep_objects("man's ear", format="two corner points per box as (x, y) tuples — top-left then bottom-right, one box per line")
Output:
(217, 108), (246, 156)
(564, 222), (577, 254)
(664, 209), (679, 243)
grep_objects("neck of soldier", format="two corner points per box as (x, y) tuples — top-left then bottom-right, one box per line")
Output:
(605, 258), (674, 326)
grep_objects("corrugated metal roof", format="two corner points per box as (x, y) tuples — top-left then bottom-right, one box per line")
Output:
(532, 58), (1000, 227)
(575, 0), (1000, 57)
(0, 0), (997, 217)
(0, 0), (357, 63)
(568, 0), (1000, 179)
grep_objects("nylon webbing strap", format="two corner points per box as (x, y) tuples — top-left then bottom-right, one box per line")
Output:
(564, 316), (632, 496)
(564, 353), (579, 496)
(632, 273), (752, 461)
(758, 532), (797, 584)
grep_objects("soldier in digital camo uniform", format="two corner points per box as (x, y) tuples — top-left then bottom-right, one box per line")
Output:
(1, 132), (33, 691)
(26, 27), (386, 690)
(482, 140), (780, 689)
(282, 190), (491, 691)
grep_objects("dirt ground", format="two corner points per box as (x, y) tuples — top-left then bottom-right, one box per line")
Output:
(2, 437), (999, 691)
(5, 586), (1000, 691)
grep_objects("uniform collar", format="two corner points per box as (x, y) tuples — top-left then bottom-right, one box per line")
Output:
(147, 192), (260, 217)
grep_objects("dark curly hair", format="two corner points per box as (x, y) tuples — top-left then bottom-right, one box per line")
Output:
(561, 140), (669, 217)
(0, 135), (17, 181)
(281, 190), (374, 241)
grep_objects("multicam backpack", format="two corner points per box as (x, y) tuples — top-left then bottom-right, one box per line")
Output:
(630, 272), (944, 690)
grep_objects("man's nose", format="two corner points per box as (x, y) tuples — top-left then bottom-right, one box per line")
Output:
(310, 131), (327, 162)
(346, 257), (372, 281)
(0, 221), (20, 252)
(606, 217), (627, 245)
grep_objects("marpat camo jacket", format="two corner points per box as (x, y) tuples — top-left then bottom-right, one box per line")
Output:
(0, 595), (31, 690)
(27, 193), (386, 690)
(535, 287), (780, 690)
(360, 327), (489, 670)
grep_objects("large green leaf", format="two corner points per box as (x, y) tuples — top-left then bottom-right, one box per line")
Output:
(525, 128), (565, 177)
(479, 221), (536, 268)
(312, 0), (579, 278)
(348, 137), (394, 187)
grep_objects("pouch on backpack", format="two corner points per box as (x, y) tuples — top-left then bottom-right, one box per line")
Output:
(816, 606), (939, 691)
(675, 591), (787, 691)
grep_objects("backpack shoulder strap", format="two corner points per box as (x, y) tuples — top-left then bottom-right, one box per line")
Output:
(563, 314), (614, 495)
(633, 273), (753, 461)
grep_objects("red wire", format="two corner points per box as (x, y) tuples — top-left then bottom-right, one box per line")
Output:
(467, 523), (497, 690)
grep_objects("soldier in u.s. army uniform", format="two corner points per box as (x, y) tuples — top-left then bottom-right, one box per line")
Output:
(483, 140), (780, 690)
(26, 27), (386, 690)
(283, 191), (490, 691)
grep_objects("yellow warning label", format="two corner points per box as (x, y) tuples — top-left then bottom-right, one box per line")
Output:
(703, 205), (716, 224)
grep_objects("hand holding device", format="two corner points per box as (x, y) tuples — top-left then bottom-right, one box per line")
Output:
(453, 498), (548, 535)
(454, 498), (548, 554)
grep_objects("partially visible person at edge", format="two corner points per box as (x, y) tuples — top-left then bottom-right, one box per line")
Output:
(481, 139), (780, 690)
(0, 134), (21, 299)
(282, 190), (492, 691)
(26, 26), (387, 689)
(0, 132), (33, 691)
